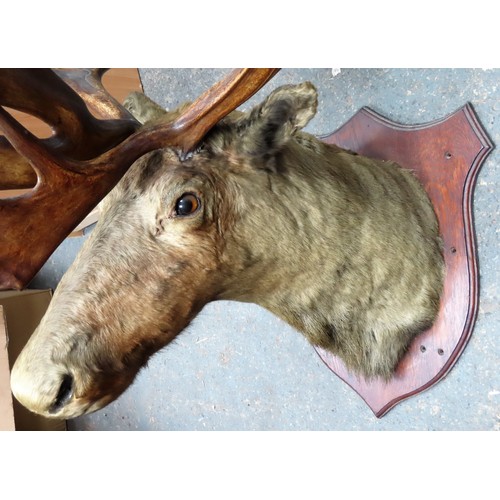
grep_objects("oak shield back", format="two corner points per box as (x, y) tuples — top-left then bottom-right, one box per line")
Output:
(317, 104), (493, 417)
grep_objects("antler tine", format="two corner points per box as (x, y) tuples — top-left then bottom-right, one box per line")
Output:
(55, 69), (138, 121)
(89, 68), (281, 172)
(173, 68), (279, 153)
(0, 69), (139, 161)
(0, 69), (141, 190)
(0, 105), (70, 182)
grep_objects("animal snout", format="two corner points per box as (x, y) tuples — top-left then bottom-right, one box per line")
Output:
(10, 358), (74, 417)
(10, 342), (85, 419)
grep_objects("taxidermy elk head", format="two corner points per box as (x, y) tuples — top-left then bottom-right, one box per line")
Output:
(11, 83), (444, 419)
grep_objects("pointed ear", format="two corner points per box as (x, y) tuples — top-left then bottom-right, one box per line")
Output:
(123, 92), (167, 124)
(238, 82), (318, 170)
(123, 92), (192, 126)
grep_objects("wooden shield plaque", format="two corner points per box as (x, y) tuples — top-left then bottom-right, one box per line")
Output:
(315, 104), (493, 417)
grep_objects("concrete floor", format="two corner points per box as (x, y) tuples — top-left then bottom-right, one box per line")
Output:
(30, 68), (499, 430)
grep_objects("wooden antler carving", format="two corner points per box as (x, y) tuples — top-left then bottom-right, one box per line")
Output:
(0, 68), (279, 290)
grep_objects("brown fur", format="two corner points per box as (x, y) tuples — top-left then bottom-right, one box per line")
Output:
(11, 83), (444, 419)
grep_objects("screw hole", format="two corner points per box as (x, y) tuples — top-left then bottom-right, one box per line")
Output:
(450, 247), (457, 254)
(420, 345), (426, 353)
(437, 348), (444, 355)
(445, 152), (452, 159)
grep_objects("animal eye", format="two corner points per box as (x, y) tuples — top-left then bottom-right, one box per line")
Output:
(174, 193), (200, 216)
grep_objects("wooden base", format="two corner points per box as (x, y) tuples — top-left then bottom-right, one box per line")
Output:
(316, 104), (493, 417)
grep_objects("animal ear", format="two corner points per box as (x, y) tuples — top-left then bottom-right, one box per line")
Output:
(123, 92), (192, 126)
(123, 92), (167, 124)
(238, 82), (318, 170)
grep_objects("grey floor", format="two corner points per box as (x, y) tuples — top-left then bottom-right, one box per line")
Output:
(30, 68), (500, 430)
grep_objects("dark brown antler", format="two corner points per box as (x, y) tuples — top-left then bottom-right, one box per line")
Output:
(0, 69), (140, 190)
(0, 68), (279, 290)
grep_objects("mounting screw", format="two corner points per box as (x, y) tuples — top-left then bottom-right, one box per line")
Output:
(445, 151), (453, 160)
(420, 345), (427, 353)
(437, 348), (444, 355)
(450, 247), (457, 254)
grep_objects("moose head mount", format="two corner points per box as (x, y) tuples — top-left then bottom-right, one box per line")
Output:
(1, 69), (491, 420)
(6, 72), (448, 419)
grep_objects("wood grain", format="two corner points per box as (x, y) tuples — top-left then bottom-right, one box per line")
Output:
(0, 69), (143, 190)
(316, 104), (493, 417)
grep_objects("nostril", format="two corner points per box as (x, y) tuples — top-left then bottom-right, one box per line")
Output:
(49, 374), (74, 414)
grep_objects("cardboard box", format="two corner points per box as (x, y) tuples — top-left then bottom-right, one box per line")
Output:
(0, 289), (66, 431)
(0, 306), (14, 430)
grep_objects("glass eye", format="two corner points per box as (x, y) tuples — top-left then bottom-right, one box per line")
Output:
(175, 193), (200, 216)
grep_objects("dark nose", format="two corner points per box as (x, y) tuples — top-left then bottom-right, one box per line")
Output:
(49, 374), (74, 414)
